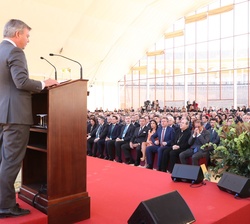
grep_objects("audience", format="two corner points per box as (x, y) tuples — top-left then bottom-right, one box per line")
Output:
(86, 104), (250, 172)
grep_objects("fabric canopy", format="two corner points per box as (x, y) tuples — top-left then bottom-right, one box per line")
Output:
(1, 0), (214, 86)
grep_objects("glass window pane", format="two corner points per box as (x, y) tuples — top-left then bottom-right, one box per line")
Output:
(235, 2), (248, 35)
(208, 72), (220, 100)
(208, 40), (220, 71)
(221, 9), (233, 38)
(156, 54), (165, 78)
(185, 23), (196, 45)
(221, 37), (234, 70)
(221, 70), (234, 99)
(197, 19), (207, 42)
(237, 68), (249, 106)
(196, 42), (208, 72)
(133, 80), (140, 109)
(235, 35), (248, 68)
(174, 47), (184, 75)
(166, 76), (173, 101)
(174, 75), (185, 100)
(156, 77), (164, 106)
(185, 45), (195, 74)
(208, 14), (220, 40)
(165, 48), (173, 75)
(174, 35), (184, 47)
(147, 57), (155, 79)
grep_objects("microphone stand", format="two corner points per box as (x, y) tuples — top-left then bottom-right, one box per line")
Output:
(49, 53), (82, 79)
(40, 57), (57, 80)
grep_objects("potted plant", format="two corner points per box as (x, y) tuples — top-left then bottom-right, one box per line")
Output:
(209, 121), (250, 179)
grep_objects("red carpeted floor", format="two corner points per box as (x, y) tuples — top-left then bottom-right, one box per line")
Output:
(3, 156), (250, 224)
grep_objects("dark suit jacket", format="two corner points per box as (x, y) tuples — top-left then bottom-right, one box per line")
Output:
(209, 128), (220, 145)
(0, 40), (42, 125)
(107, 123), (122, 140)
(118, 124), (135, 142)
(98, 123), (109, 139)
(151, 126), (175, 147)
(173, 127), (191, 150)
(188, 129), (210, 150)
(130, 126), (148, 144)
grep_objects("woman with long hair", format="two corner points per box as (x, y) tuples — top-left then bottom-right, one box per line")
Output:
(140, 119), (158, 164)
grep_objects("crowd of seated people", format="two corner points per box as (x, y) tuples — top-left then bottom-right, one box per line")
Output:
(86, 105), (250, 172)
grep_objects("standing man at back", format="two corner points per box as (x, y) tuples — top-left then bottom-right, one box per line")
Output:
(0, 19), (58, 218)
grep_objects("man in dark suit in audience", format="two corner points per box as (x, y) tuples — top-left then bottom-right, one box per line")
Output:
(92, 116), (109, 158)
(146, 117), (175, 170)
(161, 117), (191, 173)
(114, 116), (135, 163)
(179, 119), (210, 165)
(205, 118), (220, 165)
(122, 117), (148, 165)
(105, 115), (122, 160)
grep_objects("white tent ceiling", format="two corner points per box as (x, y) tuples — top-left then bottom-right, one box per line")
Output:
(1, 0), (215, 85)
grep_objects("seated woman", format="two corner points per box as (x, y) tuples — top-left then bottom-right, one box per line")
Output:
(140, 119), (158, 164)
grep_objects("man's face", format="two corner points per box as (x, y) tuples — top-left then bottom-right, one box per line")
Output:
(111, 117), (117, 124)
(180, 120), (188, 130)
(139, 119), (146, 127)
(210, 120), (216, 128)
(161, 118), (168, 128)
(15, 28), (30, 49)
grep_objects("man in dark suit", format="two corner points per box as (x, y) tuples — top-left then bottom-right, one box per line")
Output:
(205, 118), (220, 165)
(114, 115), (135, 163)
(0, 19), (58, 218)
(161, 117), (191, 173)
(179, 119), (210, 165)
(146, 117), (175, 170)
(94, 116), (109, 158)
(104, 115), (122, 160)
(122, 117), (148, 165)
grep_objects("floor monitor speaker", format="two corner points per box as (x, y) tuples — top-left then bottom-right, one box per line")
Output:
(171, 164), (204, 184)
(128, 190), (195, 224)
(217, 172), (250, 198)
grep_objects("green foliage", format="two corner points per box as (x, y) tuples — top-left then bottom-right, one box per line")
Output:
(210, 122), (250, 179)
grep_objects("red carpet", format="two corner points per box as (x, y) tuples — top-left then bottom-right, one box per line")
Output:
(3, 156), (250, 223)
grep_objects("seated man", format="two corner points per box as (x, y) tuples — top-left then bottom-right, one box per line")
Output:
(205, 118), (220, 165)
(122, 117), (148, 165)
(114, 116), (135, 163)
(146, 117), (175, 170)
(161, 117), (191, 173)
(105, 115), (122, 160)
(93, 116), (109, 158)
(179, 119), (210, 165)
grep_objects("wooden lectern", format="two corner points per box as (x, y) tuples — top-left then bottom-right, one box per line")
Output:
(18, 80), (90, 224)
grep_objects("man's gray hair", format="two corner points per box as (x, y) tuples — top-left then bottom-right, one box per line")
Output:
(3, 19), (31, 38)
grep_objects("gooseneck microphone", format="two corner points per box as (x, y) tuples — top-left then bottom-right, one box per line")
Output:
(49, 53), (82, 79)
(40, 57), (57, 80)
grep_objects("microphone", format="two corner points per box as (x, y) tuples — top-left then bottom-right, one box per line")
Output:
(40, 57), (57, 80)
(49, 53), (82, 79)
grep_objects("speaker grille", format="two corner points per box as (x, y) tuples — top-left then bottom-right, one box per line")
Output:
(128, 191), (195, 224)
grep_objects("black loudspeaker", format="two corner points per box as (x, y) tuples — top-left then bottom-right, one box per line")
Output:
(171, 164), (204, 184)
(128, 190), (195, 224)
(217, 172), (250, 198)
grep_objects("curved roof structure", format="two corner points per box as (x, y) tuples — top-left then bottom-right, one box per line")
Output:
(1, 0), (214, 84)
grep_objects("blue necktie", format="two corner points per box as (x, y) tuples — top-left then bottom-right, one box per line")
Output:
(193, 147), (198, 153)
(122, 125), (128, 138)
(110, 124), (115, 138)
